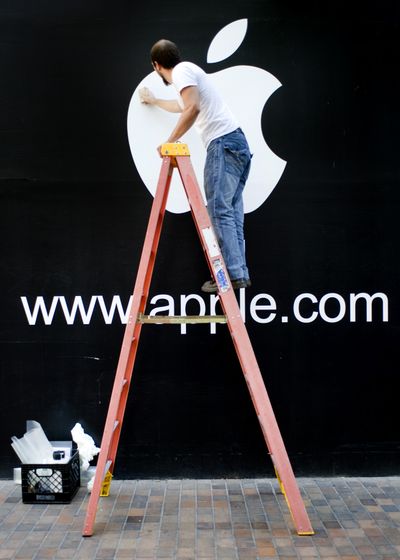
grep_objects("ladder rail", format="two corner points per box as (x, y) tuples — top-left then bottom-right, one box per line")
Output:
(175, 154), (314, 535)
(83, 157), (174, 537)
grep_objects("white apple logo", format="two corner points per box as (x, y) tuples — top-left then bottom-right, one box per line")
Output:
(127, 19), (286, 214)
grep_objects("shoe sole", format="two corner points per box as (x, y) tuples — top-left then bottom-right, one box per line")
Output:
(201, 279), (251, 293)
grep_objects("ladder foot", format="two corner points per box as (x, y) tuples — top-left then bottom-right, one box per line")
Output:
(82, 529), (93, 537)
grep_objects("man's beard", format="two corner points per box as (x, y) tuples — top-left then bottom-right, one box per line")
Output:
(155, 68), (170, 87)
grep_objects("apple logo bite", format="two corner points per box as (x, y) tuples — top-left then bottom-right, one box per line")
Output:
(127, 19), (286, 214)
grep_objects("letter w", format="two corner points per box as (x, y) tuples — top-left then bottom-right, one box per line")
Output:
(58, 296), (98, 325)
(97, 295), (133, 324)
(20, 296), (59, 325)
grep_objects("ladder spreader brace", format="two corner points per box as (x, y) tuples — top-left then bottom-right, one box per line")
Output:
(82, 142), (314, 537)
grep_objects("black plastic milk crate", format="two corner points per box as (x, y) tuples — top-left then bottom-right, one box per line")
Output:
(21, 447), (80, 504)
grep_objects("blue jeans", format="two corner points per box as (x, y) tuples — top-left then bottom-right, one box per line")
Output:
(204, 128), (252, 281)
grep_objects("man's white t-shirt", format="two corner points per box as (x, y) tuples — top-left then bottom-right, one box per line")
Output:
(172, 61), (239, 149)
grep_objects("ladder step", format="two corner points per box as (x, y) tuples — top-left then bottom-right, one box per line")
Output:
(137, 313), (227, 324)
(118, 379), (128, 396)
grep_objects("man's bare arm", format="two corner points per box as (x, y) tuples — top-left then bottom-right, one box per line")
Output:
(165, 86), (200, 143)
(139, 87), (182, 113)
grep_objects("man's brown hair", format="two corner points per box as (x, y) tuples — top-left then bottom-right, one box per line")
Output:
(150, 39), (181, 69)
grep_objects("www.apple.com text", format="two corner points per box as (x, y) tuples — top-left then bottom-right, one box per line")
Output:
(20, 291), (389, 334)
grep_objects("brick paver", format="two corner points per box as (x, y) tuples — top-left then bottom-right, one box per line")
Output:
(1, 478), (400, 559)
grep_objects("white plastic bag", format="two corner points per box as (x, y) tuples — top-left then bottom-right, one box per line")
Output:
(71, 423), (100, 472)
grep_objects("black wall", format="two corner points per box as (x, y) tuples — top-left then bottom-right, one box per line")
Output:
(1, 1), (399, 478)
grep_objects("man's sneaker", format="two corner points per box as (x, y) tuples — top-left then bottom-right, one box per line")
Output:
(201, 278), (251, 293)
(232, 278), (252, 289)
(201, 279), (218, 293)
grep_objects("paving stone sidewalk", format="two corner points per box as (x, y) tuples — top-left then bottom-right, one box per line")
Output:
(1, 477), (400, 559)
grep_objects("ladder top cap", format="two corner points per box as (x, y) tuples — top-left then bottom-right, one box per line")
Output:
(161, 142), (190, 156)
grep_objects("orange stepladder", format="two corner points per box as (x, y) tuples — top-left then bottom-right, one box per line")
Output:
(82, 143), (314, 537)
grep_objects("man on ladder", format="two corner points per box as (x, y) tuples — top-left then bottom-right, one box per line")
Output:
(140, 39), (252, 293)
(82, 39), (314, 538)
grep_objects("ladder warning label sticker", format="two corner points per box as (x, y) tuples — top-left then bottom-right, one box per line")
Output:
(202, 227), (220, 258)
(213, 259), (230, 292)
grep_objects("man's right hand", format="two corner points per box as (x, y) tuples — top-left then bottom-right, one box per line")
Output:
(139, 87), (156, 104)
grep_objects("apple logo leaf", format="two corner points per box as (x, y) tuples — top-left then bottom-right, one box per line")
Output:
(207, 19), (248, 63)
